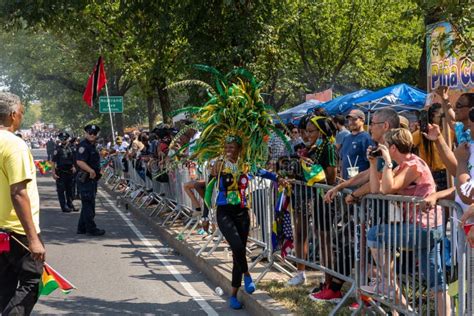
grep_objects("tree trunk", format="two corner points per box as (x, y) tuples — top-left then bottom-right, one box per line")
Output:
(146, 95), (156, 131)
(156, 77), (172, 124)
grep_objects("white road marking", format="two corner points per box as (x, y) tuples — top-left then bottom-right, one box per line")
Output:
(97, 190), (219, 316)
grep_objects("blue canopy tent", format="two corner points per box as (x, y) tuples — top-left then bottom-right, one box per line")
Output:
(306, 89), (372, 116)
(277, 99), (321, 124)
(352, 83), (427, 113)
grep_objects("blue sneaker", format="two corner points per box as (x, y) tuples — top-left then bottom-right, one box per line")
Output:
(244, 275), (256, 294)
(229, 296), (242, 309)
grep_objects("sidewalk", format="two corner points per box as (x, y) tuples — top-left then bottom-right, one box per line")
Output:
(101, 183), (294, 316)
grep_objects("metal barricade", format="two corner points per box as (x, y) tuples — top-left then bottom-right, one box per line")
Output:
(356, 195), (462, 316)
(103, 157), (472, 316)
(278, 181), (357, 315)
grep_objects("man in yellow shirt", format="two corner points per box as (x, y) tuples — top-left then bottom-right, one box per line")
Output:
(0, 92), (45, 315)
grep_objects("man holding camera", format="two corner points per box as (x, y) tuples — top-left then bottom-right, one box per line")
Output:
(76, 124), (105, 237)
(325, 108), (400, 204)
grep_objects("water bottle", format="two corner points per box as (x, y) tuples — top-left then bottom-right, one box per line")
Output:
(215, 287), (224, 296)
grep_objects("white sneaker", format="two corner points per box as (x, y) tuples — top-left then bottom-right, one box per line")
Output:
(286, 273), (306, 286)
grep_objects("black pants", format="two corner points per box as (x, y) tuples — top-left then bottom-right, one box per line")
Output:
(217, 205), (250, 288)
(77, 180), (98, 233)
(56, 171), (74, 210)
(0, 233), (43, 315)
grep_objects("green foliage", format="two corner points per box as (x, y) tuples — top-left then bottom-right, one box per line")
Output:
(0, 0), (470, 129)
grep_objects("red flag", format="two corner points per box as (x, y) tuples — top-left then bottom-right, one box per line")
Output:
(82, 56), (107, 108)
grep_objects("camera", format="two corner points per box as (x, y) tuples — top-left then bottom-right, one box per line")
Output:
(368, 147), (382, 158)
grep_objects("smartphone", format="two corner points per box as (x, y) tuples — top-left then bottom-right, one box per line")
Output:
(419, 110), (429, 134)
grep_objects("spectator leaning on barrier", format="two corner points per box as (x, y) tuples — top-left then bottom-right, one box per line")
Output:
(286, 116), (339, 301)
(324, 108), (400, 204)
(0, 92), (45, 315)
(322, 108), (400, 311)
(364, 128), (451, 315)
(340, 110), (372, 181)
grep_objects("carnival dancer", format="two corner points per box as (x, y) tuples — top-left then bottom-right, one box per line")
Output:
(169, 65), (290, 309)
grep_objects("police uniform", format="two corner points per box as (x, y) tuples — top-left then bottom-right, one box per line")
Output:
(52, 132), (76, 212)
(76, 125), (105, 236)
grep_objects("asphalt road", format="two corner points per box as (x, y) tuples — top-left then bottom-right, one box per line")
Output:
(31, 149), (248, 316)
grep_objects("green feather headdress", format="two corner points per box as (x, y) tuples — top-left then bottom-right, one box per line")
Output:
(168, 65), (290, 173)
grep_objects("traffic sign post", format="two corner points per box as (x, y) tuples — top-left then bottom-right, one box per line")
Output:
(99, 96), (123, 113)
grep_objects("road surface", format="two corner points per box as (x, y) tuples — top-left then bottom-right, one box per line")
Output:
(31, 149), (248, 316)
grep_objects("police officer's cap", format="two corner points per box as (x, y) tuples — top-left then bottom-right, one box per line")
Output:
(57, 132), (70, 141)
(84, 124), (101, 135)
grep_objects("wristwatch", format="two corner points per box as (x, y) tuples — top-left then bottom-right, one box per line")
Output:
(385, 162), (394, 169)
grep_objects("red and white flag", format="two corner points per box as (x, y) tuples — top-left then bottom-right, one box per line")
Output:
(82, 56), (107, 108)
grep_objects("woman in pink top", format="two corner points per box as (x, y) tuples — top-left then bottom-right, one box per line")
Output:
(364, 128), (450, 315)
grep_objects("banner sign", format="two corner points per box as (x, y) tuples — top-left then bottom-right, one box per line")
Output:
(427, 21), (473, 96)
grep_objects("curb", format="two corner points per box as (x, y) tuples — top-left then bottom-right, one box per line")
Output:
(101, 184), (293, 316)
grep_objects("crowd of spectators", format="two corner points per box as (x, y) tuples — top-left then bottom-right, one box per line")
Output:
(99, 88), (474, 314)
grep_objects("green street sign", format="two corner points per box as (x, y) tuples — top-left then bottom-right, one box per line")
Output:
(99, 96), (123, 113)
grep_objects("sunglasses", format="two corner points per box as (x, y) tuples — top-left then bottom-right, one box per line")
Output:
(469, 108), (474, 122)
(88, 131), (99, 136)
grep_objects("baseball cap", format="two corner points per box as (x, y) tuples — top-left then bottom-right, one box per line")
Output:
(346, 109), (365, 121)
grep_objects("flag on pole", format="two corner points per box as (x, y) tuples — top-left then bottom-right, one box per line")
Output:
(39, 263), (76, 296)
(82, 56), (107, 108)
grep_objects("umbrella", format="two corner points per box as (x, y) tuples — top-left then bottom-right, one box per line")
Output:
(352, 83), (426, 113)
(307, 89), (372, 115)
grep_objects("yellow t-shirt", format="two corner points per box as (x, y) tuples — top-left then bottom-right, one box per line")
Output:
(0, 130), (40, 234)
(412, 130), (445, 171)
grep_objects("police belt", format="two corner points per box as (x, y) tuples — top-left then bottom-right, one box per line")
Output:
(56, 166), (74, 175)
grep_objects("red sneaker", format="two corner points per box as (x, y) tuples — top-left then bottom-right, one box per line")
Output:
(348, 301), (370, 311)
(308, 288), (343, 303)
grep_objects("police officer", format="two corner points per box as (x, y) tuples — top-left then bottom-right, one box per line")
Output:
(51, 132), (77, 213)
(76, 124), (105, 236)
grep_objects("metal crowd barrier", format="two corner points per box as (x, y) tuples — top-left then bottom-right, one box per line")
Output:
(102, 158), (472, 316)
(355, 195), (463, 316)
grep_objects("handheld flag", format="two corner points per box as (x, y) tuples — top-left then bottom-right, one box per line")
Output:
(34, 160), (52, 175)
(301, 160), (325, 186)
(83, 56), (107, 107)
(40, 263), (76, 296)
